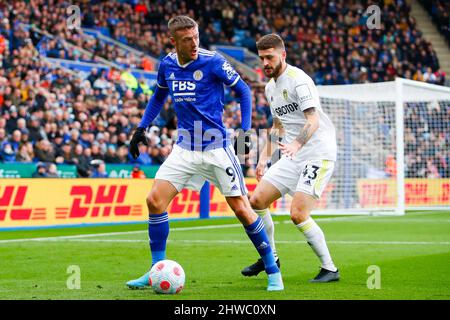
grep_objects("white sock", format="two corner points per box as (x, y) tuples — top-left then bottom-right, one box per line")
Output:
(254, 208), (277, 259)
(296, 218), (337, 272)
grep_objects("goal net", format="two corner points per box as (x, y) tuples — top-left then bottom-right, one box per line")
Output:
(271, 78), (450, 216)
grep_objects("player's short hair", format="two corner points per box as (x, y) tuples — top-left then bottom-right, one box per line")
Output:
(256, 34), (285, 51)
(168, 15), (198, 36)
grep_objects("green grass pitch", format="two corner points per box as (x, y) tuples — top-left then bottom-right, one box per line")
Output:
(0, 211), (449, 300)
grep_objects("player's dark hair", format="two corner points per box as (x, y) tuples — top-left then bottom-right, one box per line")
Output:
(256, 34), (285, 51)
(168, 15), (198, 36)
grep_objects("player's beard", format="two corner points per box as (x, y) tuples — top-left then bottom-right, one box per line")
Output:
(264, 59), (282, 78)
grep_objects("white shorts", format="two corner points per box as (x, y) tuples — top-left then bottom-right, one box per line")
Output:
(155, 144), (248, 197)
(262, 156), (335, 199)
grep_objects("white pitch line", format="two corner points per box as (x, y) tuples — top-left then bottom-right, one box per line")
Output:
(2, 238), (449, 246)
(0, 223), (246, 244)
(0, 215), (448, 244)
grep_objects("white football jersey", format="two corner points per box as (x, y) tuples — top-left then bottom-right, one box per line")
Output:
(265, 64), (337, 162)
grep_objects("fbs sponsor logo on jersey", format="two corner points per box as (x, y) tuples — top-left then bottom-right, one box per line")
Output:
(274, 102), (299, 116)
(172, 81), (196, 92)
(172, 80), (197, 102)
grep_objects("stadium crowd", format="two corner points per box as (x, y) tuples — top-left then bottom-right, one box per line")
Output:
(0, 0), (449, 179)
(419, 0), (450, 44)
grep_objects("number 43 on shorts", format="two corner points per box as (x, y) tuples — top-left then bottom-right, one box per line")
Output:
(302, 164), (320, 180)
(297, 160), (335, 198)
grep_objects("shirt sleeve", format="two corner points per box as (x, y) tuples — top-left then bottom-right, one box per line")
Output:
(156, 61), (168, 89)
(294, 81), (318, 111)
(213, 53), (240, 87)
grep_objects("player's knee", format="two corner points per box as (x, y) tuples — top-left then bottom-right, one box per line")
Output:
(249, 194), (269, 210)
(146, 193), (166, 214)
(290, 205), (310, 225)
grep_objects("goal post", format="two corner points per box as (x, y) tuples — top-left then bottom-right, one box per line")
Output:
(270, 78), (450, 216)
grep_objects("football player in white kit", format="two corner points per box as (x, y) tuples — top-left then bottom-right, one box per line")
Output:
(241, 34), (340, 282)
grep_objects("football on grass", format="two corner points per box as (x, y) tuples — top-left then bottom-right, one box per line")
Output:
(149, 260), (185, 294)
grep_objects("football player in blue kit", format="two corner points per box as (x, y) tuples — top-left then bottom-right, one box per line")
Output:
(127, 16), (283, 291)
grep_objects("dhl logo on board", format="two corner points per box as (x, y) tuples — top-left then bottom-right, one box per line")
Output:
(357, 179), (450, 207)
(0, 179), (150, 228)
(0, 184), (143, 222)
(57, 185), (142, 219)
(0, 185), (46, 221)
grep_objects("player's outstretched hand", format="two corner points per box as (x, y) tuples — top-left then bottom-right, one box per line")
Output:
(278, 140), (301, 160)
(130, 127), (148, 159)
(234, 129), (253, 156)
(255, 159), (267, 182)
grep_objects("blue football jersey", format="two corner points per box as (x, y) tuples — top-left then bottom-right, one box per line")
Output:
(156, 48), (240, 151)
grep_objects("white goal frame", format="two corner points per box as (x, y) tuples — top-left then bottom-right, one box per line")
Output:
(271, 78), (450, 216)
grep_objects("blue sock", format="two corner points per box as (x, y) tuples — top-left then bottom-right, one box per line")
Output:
(244, 216), (279, 274)
(148, 212), (169, 266)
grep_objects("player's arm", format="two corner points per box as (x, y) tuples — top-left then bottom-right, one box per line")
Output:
(231, 78), (252, 132)
(138, 86), (169, 129)
(256, 117), (284, 181)
(129, 86), (169, 159)
(231, 79), (254, 156)
(129, 86), (169, 161)
(213, 54), (252, 155)
(278, 107), (319, 159)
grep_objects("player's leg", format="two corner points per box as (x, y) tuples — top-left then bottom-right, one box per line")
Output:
(127, 145), (195, 289)
(241, 156), (297, 276)
(126, 179), (179, 289)
(202, 146), (283, 290)
(241, 180), (282, 277)
(146, 179), (179, 266)
(226, 195), (283, 291)
(293, 159), (339, 283)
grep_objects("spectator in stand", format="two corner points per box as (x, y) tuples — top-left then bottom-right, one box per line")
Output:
(16, 143), (33, 162)
(32, 162), (48, 178)
(46, 163), (60, 178)
(131, 164), (146, 179)
(90, 159), (108, 178)
(419, 0), (449, 44)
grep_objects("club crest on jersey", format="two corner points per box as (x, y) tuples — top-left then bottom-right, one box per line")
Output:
(193, 70), (203, 81)
(283, 89), (288, 101)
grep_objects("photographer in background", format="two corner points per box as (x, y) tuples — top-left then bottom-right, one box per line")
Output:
(89, 159), (108, 178)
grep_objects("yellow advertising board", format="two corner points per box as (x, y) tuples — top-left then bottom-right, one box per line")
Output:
(357, 179), (450, 207)
(0, 179), (152, 229)
(0, 179), (254, 229)
(1, 178), (448, 229)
